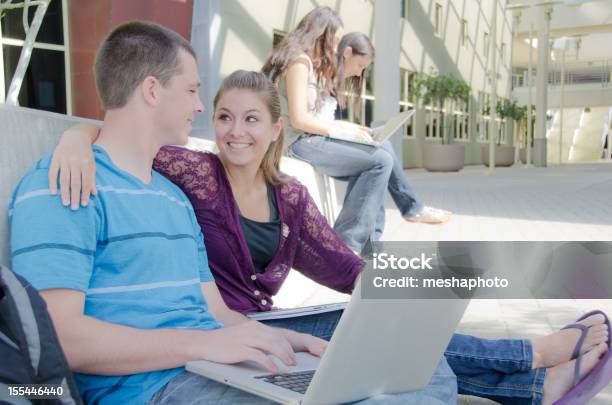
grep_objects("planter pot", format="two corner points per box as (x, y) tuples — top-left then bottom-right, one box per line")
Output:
(482, 145), (515, 167)
(423, 143), (465, 172)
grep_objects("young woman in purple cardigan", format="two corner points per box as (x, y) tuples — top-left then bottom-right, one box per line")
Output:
(50, 68), (608, 404)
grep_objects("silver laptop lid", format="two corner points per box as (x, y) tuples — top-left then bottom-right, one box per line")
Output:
(186, 280), (468, 405)
(302, 281), (468, 405)
(372, 109), (415, 143)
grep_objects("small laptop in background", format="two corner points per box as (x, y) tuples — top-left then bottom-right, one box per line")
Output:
(247, 302), (347, 321)
(187, 282), (468, 405)
(328, 109), (415, 147)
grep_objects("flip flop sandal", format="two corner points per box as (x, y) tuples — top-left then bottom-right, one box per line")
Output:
(553, 310), (612, 405)
(562, 310), (611, 360)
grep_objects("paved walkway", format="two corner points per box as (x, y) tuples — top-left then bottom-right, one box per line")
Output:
(275, 161), (612, 404)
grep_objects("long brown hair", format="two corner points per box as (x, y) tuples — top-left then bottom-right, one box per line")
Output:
(262, 7), (343, 109)
(213, 70), (289, 185)
(336, 32), (374, 118)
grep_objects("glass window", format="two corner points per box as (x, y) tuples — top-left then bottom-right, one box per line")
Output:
(365, 66), (374, 96)
(1, 0), (68, 113)
(3, 44), (66, 113)
(1, 0), (64, 45)
(400, 103), (414, 137)
(434, 3), (443, 36)
(399, 69), (415, 138)
(400, 69), (408, 102)
(425, 104), (443, 140)
(483, 32), (489, 57)
(477, 92), (490, 142)
(453, 100), (470, 141)
(344, 66), (375, 127)
(273, 29), (286, 49)
(364, 98), (374, 127)
(400, 0), (409, 20)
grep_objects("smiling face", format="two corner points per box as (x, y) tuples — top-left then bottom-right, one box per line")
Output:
(343, 47), (373, 78)
(155, 49), (204, 145)
(214, 88), (282, 172)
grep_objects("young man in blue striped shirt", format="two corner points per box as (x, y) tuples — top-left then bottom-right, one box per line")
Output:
(8, 21), (330, 405)
(10, 21), (458, 405)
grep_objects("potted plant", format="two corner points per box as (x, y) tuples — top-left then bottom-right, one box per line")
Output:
(481, 99), (517, 167)
(411, 73), (470, 172)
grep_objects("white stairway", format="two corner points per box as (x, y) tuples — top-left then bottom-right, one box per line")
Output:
(546, 108), (582, 163)
(570, 107), (610, 161)
(547, 107), (611, 163)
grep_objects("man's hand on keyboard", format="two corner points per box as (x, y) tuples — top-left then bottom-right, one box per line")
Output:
(278, 329), (328, 357)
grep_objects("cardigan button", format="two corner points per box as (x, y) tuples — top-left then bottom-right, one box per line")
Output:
(251, 274), (257, 281)
(254, 290), (260, 296)
(261, 299), (268, 305)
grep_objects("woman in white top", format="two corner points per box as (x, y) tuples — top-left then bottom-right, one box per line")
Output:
(262, 9), (450, 256)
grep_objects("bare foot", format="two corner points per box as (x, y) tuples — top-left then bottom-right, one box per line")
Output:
(532, 314), (608, 369)
(542, 342), (608, 405)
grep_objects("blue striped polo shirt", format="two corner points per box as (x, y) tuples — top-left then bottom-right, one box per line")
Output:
(9, 145), (223, 405)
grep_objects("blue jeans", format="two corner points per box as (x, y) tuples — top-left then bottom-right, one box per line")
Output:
(374, 140), (424, 240)
(288, 136), (423, 254)
(264, 310), (546, 405)
(147, 366), (455, 404)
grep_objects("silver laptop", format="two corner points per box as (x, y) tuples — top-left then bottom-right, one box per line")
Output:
(328, 109), (415, 147)
(186, 282), (468, 405)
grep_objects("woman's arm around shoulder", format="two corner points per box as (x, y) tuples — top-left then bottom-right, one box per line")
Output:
(49, 124), (100, 210)
(154, 146), (220, 203)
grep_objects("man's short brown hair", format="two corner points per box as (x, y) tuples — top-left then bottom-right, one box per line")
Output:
(95, 21), (196, 110)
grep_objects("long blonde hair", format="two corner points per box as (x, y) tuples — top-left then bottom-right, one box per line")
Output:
(213, 70), (290, 185)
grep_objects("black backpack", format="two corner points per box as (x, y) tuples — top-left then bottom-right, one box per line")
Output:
(0, 265), (82, 405)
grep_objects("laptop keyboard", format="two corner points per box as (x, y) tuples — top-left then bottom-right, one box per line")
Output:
(255, 370), (315, 394)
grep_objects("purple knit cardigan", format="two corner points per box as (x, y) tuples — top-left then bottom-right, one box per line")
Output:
(153, 146), (363, 314)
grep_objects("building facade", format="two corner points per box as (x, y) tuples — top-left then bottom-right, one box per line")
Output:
(1, 0), (514, 168)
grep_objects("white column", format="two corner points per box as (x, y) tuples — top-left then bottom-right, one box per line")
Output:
(559, 47), (565, 164)
(190, 0), (222, 139)
(374, 0), (401, 159)
(526, 24), (534, 166)
(604, 108), (612, 160)
(488, 0), (498, 172)
(534, 6), (552, 167)
(512, 11), (521, 165)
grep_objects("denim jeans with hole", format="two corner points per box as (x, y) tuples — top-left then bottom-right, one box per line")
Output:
(264, 310), (545, 405)
(288, 135), (423, 253)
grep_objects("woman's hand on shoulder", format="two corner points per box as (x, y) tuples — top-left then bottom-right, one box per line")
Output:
(49, 124), (100, 210)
